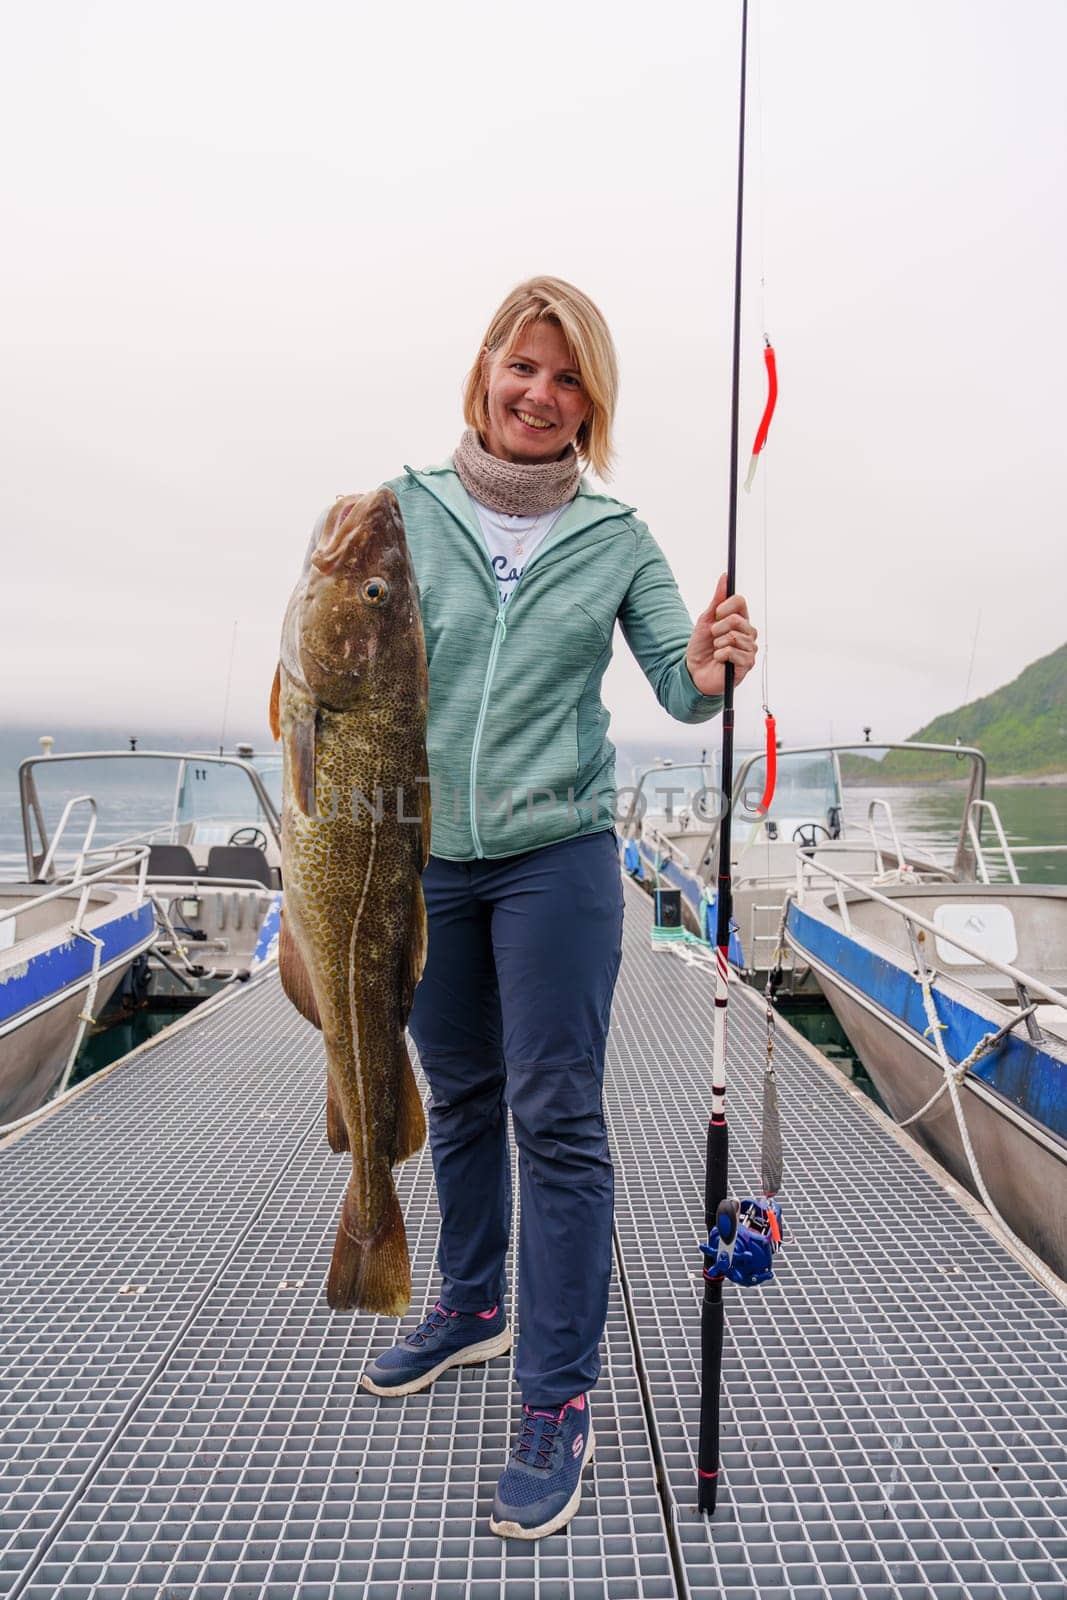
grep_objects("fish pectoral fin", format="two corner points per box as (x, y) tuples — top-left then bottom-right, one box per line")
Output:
(269, 663), (282, 741)
(279, 910), (322, 1029)
(327, 1175), (410, 1315)
(287, 709), (317, 817)
(399, 884), (429, 1019)
(394, 1038), (426, 1163)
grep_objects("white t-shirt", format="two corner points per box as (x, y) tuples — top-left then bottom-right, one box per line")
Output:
(468, 495), (568, 606)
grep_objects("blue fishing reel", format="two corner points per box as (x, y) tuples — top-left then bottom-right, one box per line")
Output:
(701, 1196), (783, 1287)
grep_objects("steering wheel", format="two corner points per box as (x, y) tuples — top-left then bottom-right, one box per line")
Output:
(792, 823), (831, 851)
(228, 826), (269, 850)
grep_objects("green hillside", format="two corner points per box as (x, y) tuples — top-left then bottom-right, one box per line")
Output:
(843, 642), (1067, 782)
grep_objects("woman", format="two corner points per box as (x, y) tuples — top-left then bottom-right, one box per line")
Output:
(358, 277), (757, 1539)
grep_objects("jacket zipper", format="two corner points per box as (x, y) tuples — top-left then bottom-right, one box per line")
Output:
(468, 602), (508, 858)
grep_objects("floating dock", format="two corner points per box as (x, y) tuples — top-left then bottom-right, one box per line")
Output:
(2, 880), (1064, 1599)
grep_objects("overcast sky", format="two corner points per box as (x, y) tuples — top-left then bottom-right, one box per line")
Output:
(3, 0), (1064, 754)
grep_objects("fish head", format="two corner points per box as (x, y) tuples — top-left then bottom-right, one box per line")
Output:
(295, 488), (422, 708)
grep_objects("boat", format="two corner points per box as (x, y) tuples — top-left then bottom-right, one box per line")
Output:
(784, 814), (1067, 1281)
(0, 809), (156, 1123)
(17, 744), (284, 999)
(619, 740), (977, 988)
(1, 746), (285, 1131)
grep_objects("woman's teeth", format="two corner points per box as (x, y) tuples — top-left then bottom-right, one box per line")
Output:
(514, 410), (553, 430)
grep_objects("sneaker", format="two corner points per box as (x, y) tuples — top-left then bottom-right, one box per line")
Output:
(359, 1301), (511, 1397)
(489, 1394), (595, 1540)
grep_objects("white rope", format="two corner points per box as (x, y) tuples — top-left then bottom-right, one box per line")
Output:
(913, 965), (1064, 1297)
(896, 1020), (996, 1128)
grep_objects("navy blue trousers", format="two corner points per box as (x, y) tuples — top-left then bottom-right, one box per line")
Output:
(408, 828), (624, 1408)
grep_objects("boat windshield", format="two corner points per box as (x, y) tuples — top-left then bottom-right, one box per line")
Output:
(630, 763), (719, 828)
(175, 758), (279, 843)
(17, 752), (281, 877)
(736, 750), (841, 829)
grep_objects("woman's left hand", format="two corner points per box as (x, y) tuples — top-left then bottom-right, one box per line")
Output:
(685, 573), (758, 697)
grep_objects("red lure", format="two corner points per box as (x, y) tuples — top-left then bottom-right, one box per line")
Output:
(743, 341), (778, 493)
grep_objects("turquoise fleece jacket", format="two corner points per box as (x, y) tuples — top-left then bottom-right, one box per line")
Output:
(381, 459), (723, 861)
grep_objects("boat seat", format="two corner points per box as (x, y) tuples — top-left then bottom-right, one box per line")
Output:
(204, 845), (273, 889)
(147, 844), (201, 882)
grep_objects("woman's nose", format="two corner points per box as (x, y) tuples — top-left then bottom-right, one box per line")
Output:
(524, 374), (553, 407)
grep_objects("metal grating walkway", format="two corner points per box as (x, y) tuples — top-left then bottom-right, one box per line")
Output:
(0, 979), (671, 1600)
(0, 877), (1063, 1598)
(610, 879), (1067, 1600)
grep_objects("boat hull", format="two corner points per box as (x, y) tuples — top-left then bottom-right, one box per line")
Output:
(0, 894), (156, 1123)
(786, 898), (1067, 1281)
(0, 967), (131, 1122)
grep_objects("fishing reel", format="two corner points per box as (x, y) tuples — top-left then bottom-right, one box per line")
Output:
(701, 1195), (783, 1287)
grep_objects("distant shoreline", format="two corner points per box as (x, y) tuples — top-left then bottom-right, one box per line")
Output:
(845, 771), (1067, 788)
(989, 771), (1067, 787)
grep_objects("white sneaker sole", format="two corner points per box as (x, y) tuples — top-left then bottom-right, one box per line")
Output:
(359, 1325), (513, 1398)
(489, 1423), (596, 1541)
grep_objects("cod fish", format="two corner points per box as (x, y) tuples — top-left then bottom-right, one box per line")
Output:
(270, 487), (430, 1316)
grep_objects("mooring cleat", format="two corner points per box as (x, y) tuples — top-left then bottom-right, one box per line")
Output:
(701, 1195), (783, 1287)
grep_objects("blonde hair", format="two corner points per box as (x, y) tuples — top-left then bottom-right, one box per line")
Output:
(462, 276), (619, 479)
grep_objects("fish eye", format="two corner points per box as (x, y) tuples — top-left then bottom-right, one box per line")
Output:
(361, 577), (389, 605)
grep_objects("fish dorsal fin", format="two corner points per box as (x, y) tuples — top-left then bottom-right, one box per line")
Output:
(279, 909), (322, 1029)
(269, 664), (282, 741)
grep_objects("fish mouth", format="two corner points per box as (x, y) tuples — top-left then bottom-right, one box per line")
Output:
(312, 488), (398, 574)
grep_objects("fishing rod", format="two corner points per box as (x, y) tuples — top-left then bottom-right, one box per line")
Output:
(696, 0), (783, 1516)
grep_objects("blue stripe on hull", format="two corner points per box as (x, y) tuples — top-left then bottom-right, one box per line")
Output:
(0, 902), (156, 1028)
(786, 901), (1066, 1139)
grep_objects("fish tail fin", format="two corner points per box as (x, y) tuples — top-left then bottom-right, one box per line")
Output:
(394, 1038), (426, 1163)
(326, 1073), (350, 1153)
(327, 1176), (410, 1315)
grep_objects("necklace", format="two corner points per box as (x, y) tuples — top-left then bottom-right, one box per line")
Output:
(483, 506), (537, 557)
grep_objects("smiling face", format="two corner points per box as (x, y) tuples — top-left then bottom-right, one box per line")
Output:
(480, 318), (592, 464)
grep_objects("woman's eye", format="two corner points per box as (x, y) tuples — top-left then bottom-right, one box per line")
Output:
(361, 578), (389, 605)
(560, 375), (581, 388)
(510, 362), (533, 374)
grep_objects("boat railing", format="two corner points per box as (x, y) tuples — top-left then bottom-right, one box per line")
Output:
(794, 853), (1067, 1012)
(36, 795), (98, 883)
(967, 798), (1022, 885)
(2, 843), (152, 933)
(146, 875), (277, 892)
(16, 791), (151, 929)
(866, 797), (908, 877)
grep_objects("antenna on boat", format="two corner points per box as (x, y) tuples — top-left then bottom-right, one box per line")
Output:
(219, 620), (239, 756)
(961, 608), (982, 708)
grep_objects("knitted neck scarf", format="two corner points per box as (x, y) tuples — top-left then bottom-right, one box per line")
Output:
(452, 426), (580, 517)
